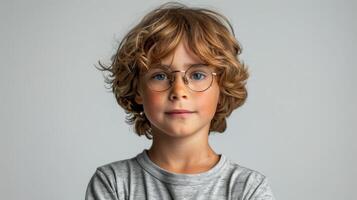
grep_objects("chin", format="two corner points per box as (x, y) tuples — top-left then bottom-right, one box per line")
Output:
(154, 126), (194, 138)
(167, 127), (200, 138)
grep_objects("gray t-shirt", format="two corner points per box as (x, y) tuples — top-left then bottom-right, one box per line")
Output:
(85, 149), (275, 200)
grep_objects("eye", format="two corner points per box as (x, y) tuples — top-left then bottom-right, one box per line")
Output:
(151, 72), (168, 81)
(190, 71), (207, 80)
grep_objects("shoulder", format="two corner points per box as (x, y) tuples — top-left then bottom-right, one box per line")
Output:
(93, 156), (140, 184)
(86, 156), (139, 197)
(236, 163), (267, 181)
(223, 159), (275, 199)
(223, 158), (267, 182)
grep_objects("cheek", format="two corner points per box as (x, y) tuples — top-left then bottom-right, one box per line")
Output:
(196, 88), (220, 115)
(143, 91), (165, 113)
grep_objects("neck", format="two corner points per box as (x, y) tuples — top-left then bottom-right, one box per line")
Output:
(146, 127), (220, 174)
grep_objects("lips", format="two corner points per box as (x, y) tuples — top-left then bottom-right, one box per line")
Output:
(165, 109), (196, 114)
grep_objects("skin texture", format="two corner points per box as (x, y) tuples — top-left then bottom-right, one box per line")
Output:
(135, 40), (221, 174)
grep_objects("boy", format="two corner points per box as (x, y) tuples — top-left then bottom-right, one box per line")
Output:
(85, 2), (275, 200)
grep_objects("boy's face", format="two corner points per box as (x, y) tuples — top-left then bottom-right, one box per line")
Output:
(135, 40), (220, 139)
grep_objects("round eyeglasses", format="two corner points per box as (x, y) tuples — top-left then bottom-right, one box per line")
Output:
(143, 64), (217, 92)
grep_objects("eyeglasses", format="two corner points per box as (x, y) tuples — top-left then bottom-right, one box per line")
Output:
(143, 64), (217, 92)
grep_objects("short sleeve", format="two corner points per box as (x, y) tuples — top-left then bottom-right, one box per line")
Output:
(242, 172), (276, 200)
(85, 169), (119, 200)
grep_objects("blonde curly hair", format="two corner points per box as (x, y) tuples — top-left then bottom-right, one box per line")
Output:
(97, 2), (249, 140)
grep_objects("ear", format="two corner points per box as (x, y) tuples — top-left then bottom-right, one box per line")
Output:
(135, 79), (144, 105)
(135, 92), (143, 105)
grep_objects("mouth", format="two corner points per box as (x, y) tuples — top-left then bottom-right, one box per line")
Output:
(165, 110), (197, 117)
(165, 110), (196, 114)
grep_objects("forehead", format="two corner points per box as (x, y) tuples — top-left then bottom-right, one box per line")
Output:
(158, 40), (204, 69)
(150, 62), (208, 70)
(138, 37), (219, 75)
(163, 41), (199, 58)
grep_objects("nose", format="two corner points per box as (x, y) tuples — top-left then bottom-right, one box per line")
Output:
(169, 72), (189, 101)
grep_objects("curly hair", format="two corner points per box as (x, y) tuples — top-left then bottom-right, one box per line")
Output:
(96, 2), (249, 140)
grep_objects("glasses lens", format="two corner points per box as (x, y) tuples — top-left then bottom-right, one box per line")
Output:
(146, 69), (171, 91)
(186, 65), (213, 91)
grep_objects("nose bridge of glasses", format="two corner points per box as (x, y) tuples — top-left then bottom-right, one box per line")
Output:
(170, 70), (188, 85)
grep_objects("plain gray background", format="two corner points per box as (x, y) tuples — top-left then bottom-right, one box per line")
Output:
(1, 0), (356, 199)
